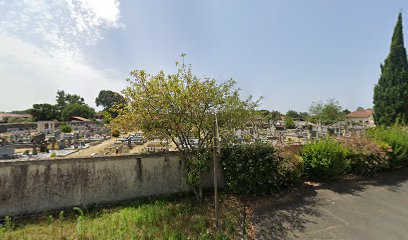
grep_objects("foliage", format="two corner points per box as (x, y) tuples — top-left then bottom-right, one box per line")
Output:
(60, 124), (72, 133)
(6, 117), (33, 123)
(95, 90), (126, 118)
(308, 98), (345, 125)
(55, 90), (85, 113)
(111, 129), (120, 137)
(50, 152), (57, 158)
(111, 56), (259, 200)
(356, 107), (365, 111)
(221, 143), (303, 194)
(284, 116), (296, 129)
(300, 137), (349, 182)
(374, 13), (408, 126)
(0, 196), (243, 239)
(61, 104), (95, 121)
(29, 104), (59, 121)
(343, 109), (351, 114)
(367, 126), (408, 167)
(286, 110), (299, 119)
(338, 136), (390, 176)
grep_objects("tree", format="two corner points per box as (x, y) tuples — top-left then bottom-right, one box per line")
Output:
(61, 104), (95, 121)
(95, 90), (126, 117)
(298, 112), (309, 121)
(284, 116), (296, 129)
(374, 13), (408, 126)
(60, 123), (72, 133)
(111, 58), (258, 200)
(309, 99), (344, 125)
(356, 107), (365, 111)
(270, 110), (282, 121)
(286, 110), (299, 119)
(343, 109), (351, 114)
(56, 90), (85, 113)
(29, 104), (59, 121)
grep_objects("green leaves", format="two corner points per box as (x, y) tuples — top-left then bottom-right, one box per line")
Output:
(221, 143), (303, 194)
(112, 58), (258, 153)
(301, 137), (349, 182)
(374, 13), (408, 126)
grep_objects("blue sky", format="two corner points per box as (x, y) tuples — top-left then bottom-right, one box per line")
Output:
(1, 1), (408, 113)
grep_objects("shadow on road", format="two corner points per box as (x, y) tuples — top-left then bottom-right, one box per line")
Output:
(251, 168), (408, 239)
(250, 185), (322, 239)
(318, 168), (408, 195)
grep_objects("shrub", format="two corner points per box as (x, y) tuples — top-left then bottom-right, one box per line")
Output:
(221, 143), (303, 194)
(338, 136), (390, 176)
(60, 124), (72, 133)
(367, 126), (408, 167)
(50, 152), (57, 158)
(300, 137), (348, 182)
(111, 129), (120, 137)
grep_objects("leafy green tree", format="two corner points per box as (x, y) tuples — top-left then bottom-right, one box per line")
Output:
(374, 13), (408, 126)
(95, 90), (126, 117)
(56, 90), (85, 113)
(61, 104), (95, 121)
(285, 116), (296, 129)
(29, 104), (59, 121)
(343, 109), (351, 114)
(111, 57), (259, 200)
(286, 110), (299, 119)
(298, 112), (309, 121)
(270, 110), (282, 121)
(309, 99), (344, 125)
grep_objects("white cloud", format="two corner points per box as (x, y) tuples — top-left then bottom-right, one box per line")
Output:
(0, 0), (125, 111)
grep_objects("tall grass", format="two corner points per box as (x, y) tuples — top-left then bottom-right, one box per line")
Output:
(0, 196), (243, 240)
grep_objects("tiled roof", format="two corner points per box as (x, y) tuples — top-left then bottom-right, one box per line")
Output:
(70, 116), (91, 122)
(346, 109), (373, 118)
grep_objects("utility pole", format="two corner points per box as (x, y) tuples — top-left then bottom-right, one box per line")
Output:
(213, 114), (220, 230)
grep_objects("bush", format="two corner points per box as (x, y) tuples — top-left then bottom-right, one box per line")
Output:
(111, 129), (120, 137)
(300, 137), (348, 182)
(338, 136), (390, 176)
(60, 124), (72, 133)
(367, 126), (408, 167)
(221, 143), (303, 194)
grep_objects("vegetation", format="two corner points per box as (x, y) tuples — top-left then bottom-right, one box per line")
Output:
(221, 143), (303, 194)
(284, 116), (296, 129)
(95, 90), (126, 118)
(111, 56), (259, 200)
(29, 103), (59, 121)
(308, 99), (345, 125)
(0, 195), (244, 240)
(55, 90), (85, 114)
(339, 136), (391, 176)
(61, 104), (96, 121)
(367, 126), (408, 167)
(301, 137), (348, 182)
(374, 13), (408, 126)
(59, 123), (72, 133)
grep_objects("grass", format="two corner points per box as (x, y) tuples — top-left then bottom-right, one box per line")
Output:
(0, 194), (246, 240)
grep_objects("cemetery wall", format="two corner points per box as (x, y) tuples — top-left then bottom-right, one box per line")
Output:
(0, 123), (37, 133)
(0, 153), (224, 217)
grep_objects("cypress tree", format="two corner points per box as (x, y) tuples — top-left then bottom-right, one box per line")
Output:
(374, 13), (408, 126)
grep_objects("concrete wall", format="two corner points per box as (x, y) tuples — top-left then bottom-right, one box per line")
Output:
(0, 153), (223, 217)
(0, 123), (37, 133)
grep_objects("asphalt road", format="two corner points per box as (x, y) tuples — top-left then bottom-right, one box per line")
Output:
(252, 168), (408, 239)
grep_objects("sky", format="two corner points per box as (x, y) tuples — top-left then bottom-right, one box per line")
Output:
(1, 0), (408, 113)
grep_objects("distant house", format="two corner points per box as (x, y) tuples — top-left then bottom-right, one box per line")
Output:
(346, 109), (375, 126)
